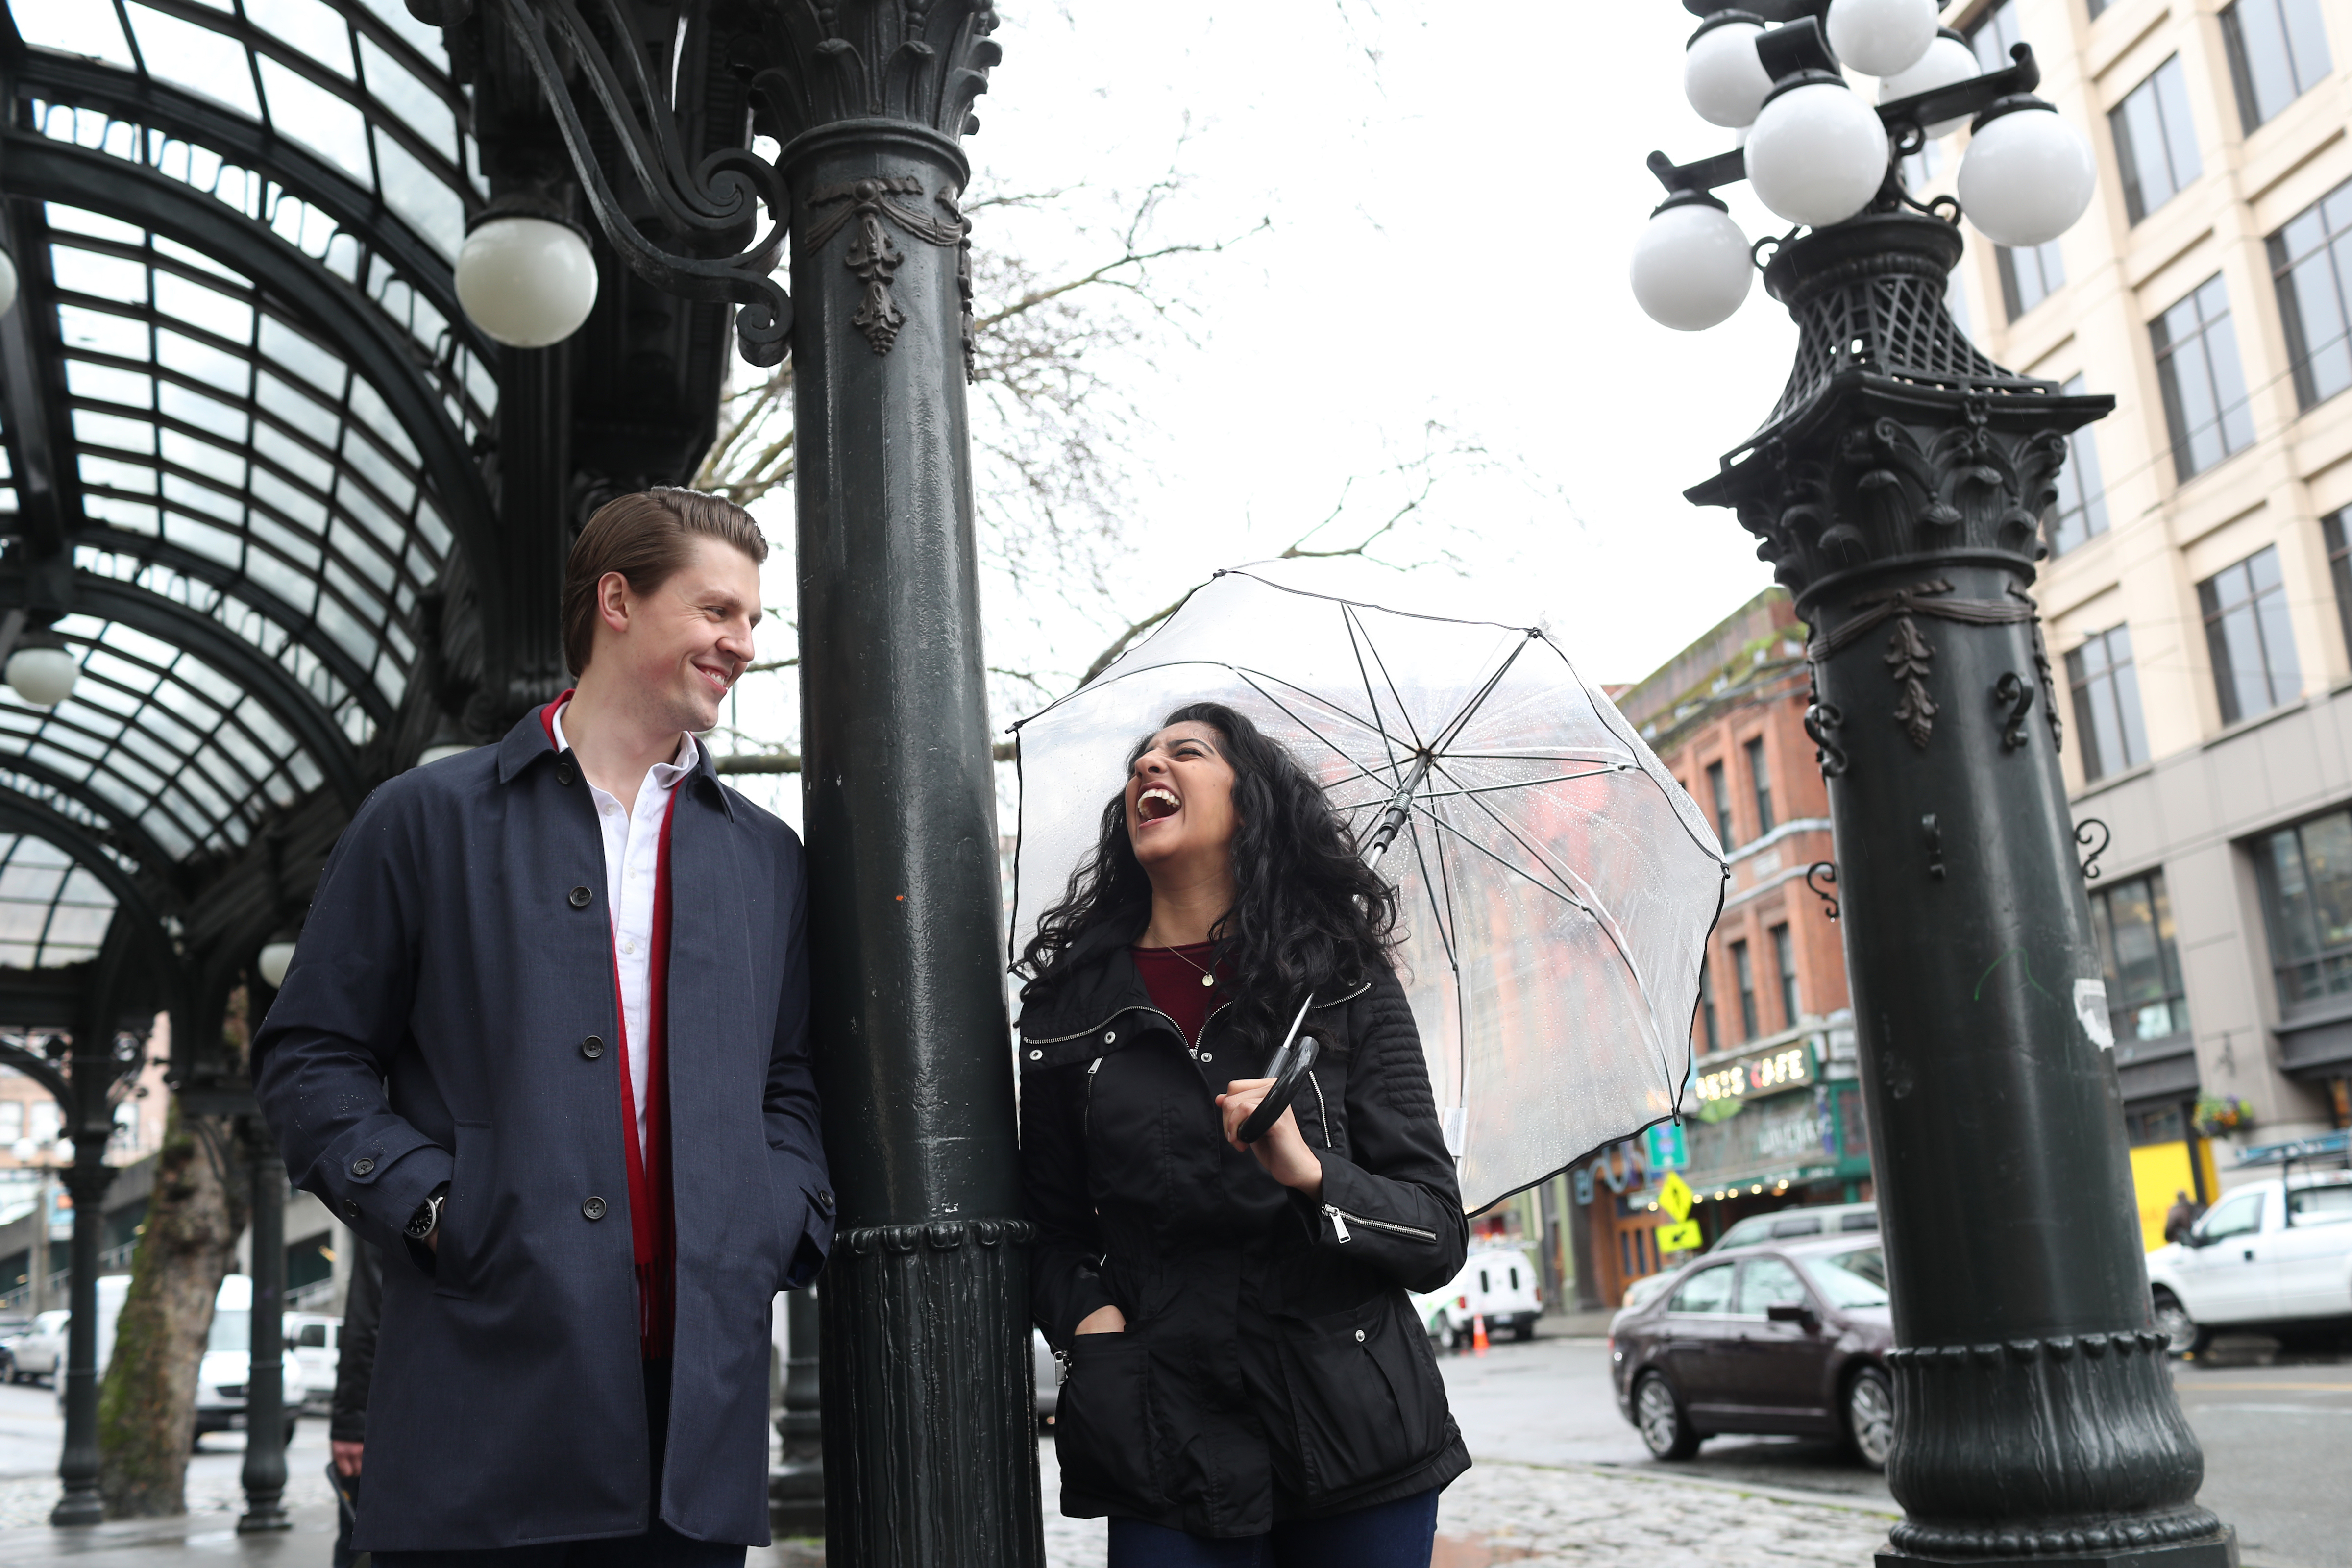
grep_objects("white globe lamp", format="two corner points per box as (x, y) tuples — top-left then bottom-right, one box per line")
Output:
(1826, 0), (1939, 78)
(1959, 101), (2097, 247)
(1631, 199), (1753, 332)
(258, 941), (298, 989)
(1879, 33), (1982, 139)
(1684, 14), (1774, 129)
(5, 645), (78, 707)
(455, 215), (600, 349)
(1746, 79), (1891, 229)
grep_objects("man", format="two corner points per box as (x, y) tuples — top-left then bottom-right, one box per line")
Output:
(328, 1237), (380, 1568)
(2164, 1190), (2201, 1245)
(255, 488), (832, 1565)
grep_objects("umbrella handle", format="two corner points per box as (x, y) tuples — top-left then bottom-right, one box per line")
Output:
(1237, 1034), (1320, 1145)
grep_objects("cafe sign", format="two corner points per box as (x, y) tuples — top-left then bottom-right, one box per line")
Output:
(1692, 1036), (1817, 1108)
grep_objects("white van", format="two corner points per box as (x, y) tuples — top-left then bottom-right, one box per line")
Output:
(1413, 1246), (1543, 1348)
(192, 1275), (305, 1447)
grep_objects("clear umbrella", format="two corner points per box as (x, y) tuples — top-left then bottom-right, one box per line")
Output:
(1009, 570), (1728, 1212)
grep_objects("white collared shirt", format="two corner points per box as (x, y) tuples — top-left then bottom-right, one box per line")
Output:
(550, 702), (698, 1157)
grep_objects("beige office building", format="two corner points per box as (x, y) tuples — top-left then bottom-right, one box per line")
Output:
(1903, 0), (2352, 1177)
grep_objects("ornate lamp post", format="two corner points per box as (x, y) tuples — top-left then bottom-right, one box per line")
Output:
(405, 4), (1032, 1563)
(1635, 4), (2232, 1564)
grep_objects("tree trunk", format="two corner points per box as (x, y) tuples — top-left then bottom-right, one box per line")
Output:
(98, 1055), (252, 1514)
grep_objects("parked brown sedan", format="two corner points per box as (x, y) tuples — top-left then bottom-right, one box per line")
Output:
(1608, 1235), (1895, 1468)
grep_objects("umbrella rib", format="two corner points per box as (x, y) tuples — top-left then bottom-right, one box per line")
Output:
(1407, 802), (1583, 907)
(1228, 669), (1385, 774)
(1428, 808), (1473, 1114)
(1411, 768), (1626, 801)
(1342, 603), (1410, 781)
(1434, 760), (1682, 1099)
(1426, 634), (1537, 759)
(1353, 604), (1430, 756)
(1402, 809), (1469, 1114)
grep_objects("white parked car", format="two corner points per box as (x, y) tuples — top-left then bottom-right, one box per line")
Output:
(7, 1309), (69, 1382)
(1413, 1246), (1542, 1348)
(26, 1276), (135, 1400)
(284, 1314), (342, 1415)
(194, 1275), (304, 1447)
(2146, 1172), (2352, 1354)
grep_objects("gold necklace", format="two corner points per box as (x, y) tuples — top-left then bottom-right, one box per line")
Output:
(1151, 939), (1218, 988)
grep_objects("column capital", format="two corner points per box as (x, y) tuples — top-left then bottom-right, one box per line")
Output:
(747, 0), (1004, 148)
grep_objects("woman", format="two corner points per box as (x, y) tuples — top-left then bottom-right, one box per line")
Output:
(1017, 702), (1470, 1568)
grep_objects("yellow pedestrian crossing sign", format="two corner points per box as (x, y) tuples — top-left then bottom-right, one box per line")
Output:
(1657, 1220), (1704, 1253)
(1659, 1172), (1694, 1222)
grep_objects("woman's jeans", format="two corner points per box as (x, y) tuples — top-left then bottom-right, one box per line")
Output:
(1106, 1488), (1443, 1568)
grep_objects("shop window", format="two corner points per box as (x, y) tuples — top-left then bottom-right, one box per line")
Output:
(1745, 736), (1773, 834)
(2089, 872), (2191, 1043)
(1834, 1083), (1870, 1160)
(1707, 759), (1735, 849)
(2199, 545), (2301, 724)
(2046, 375), (2109, 555)
(2255, 806), (2352, 1007)
(2124, 1103), (2188, 1146)
(1699, 956), (1720, 1053)
(2065, 624), (2148, 781)
(1967, 0), (2024, 72)
(2326, 511), (2352, 661)
(2268, 178), (2352, 410)
(1732, 940), (1759, 1040)
(1998, 241), (2065, 320)
(2111, 57), (2203, 223)
(2153, 276), (2254, 482)
(1772, 923), (1799, 1029)
(2222, 0), (2330, 133)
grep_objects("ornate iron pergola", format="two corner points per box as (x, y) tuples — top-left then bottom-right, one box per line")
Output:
(0, 0), (729, 1526)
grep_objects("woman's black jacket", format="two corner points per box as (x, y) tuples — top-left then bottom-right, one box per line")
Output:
(1019, 930), (1472, 1537)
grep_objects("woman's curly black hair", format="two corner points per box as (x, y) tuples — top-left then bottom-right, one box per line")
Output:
(1017, 701), (1400, 1048)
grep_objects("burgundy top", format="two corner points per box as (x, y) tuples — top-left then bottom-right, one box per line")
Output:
(1131, 942), (1230, 1047)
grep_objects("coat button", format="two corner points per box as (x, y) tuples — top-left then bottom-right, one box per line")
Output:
(341, 1199), (361, 1221)
(568, 885), (593, 909)
(557, 762), (576, 785)
(582, 1196), (608, 1221)
(351, 1157), (375, 1176)
(581, 1035), (605, 1060)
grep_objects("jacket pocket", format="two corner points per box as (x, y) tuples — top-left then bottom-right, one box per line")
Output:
(1278, 1292), (1450, 1502)
(1053, 1332), (1164, 1511)
(431, 1122), (491, 1300)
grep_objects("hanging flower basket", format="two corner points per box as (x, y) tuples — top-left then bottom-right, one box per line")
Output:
(2193, 1096), (2255, 1138)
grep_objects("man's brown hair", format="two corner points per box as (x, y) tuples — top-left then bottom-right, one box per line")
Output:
(562, 488), (769, 676)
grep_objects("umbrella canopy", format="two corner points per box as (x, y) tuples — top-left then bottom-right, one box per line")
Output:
(1009, 570), (1728, 1212)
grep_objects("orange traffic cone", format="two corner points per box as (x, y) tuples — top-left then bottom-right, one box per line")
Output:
(1471, 1314), (1489, 1356)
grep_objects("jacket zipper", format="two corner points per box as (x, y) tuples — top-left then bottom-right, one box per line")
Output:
(1084, 1056), (1102, 1138)
(1322, 1205), (1437, 1244)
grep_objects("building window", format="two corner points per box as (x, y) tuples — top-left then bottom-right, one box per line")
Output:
(1699, 957), (1720, 1053)
(2153, 276), (2254, 481)
(1967, 1), (2023, 73)
(1707, 759), (1735, 849)
(2047, 374), (2110, 555)
(1732, 940), (1759, 1040)
(2111, 57), (2202, 223)
(1771, 923), (1799, 1029)
(2065, 625), (2148, 782)
(2221, 0), (2330, 132)
(2199, 546), (2301, 724)
(0, 1101), (21, 1143)
(1744, 736), (1774, 835)
(2256, 808), (2352, 1007)
(1998, 241), (2066, 320)
(2089, 872), (2191, 1043)
(2267, 178), (2352, 411)
(2325, 510), (2352, 662)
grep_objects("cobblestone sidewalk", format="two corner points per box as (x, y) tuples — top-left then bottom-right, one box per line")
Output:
(0, 1461), (334, 1530)
(1031, 1447), (1896, 1568)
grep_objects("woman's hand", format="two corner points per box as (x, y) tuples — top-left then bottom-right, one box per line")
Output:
(1075, 1305), (1127, 1335)
(1218, 1078), (1325, 1197)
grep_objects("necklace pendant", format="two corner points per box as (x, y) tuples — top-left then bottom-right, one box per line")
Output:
(1201, 974), (1215, 987)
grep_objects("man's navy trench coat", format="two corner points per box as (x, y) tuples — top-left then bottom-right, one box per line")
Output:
(254, 705), (834, 1553)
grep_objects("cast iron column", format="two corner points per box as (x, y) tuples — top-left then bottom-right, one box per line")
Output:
(1690, 212), (2231, 1567)
(767, 7), (1038, 1566)
(48, 1127), (115, 1527)
(237, 1134), (290, 1533)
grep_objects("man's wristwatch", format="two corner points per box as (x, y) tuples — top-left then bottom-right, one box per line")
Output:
(404, 1185), (448, 1242)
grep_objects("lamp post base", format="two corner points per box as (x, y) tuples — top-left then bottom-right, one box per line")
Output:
(1877, 1530), (2237, 1568)
(48, 1486), (101, 1528)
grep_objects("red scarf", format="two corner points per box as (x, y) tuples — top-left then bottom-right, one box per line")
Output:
(542, 695), (679, 1359)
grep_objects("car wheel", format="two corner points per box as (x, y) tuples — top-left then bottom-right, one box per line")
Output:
(2152, 1290), (2209, 1358)
(1844, 1365), (1895, 1470)
(1634, 1372), (1701, 1461)
(1513, 1320), (1536, 1343)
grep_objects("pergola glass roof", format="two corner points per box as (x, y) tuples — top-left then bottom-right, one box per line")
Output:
(0, 0), (499, 981)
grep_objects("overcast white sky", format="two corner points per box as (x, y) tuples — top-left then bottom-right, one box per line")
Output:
(726, 1), (1816, 823)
